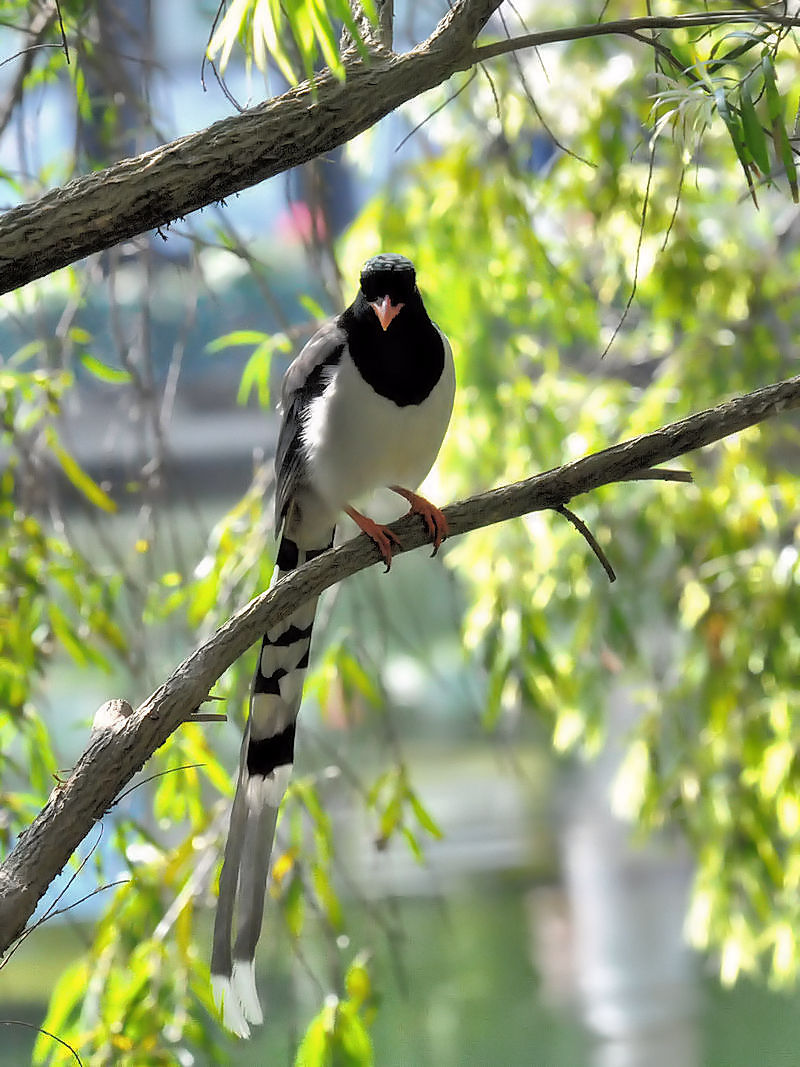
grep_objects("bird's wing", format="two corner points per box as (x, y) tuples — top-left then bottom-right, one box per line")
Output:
(274, 319), (346, 531)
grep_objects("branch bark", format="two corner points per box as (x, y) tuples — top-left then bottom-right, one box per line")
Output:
(1, 2), (798, 295)
(0, 0), (500, 295)
(1, 371), (799, 952)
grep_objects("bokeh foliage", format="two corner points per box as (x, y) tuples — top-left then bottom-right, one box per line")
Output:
(343, 10), (800, 992)
(2, 1), (800, 1064)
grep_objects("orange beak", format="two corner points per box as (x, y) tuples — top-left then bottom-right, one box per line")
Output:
(370, 295), (404, 331)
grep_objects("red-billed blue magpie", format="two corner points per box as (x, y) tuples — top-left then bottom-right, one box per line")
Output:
(211, 253), (455, 1035)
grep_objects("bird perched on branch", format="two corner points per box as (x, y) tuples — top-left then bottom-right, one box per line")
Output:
(211, 253), (455, 1036)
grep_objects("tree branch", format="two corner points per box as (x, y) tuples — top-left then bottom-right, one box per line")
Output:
(0, 0), (501, 295)
(1, 3), (798, 295)
(555, 503), (617, 583)
(470, 11), (800, 64)
(1, 371), (799, 951)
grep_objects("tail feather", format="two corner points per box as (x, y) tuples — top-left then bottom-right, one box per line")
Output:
(232, 773), (286, 961)
(211, 530), (333, 1035)
(211, 974), (251, 1039)
(210, 730), (250, 979)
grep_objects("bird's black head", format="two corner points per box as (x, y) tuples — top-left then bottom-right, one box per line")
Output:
(359, 253), (419, 331)
(343, 252), (444, 406)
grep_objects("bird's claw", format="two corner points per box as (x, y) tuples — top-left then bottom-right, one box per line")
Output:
(373, 524), (402, 571)
(346, 505), (403, 570)
(390, 486), (448, 556)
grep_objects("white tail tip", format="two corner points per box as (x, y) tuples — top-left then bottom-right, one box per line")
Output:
(211, 974), (251, 1039)
(232, 958), (264, 1025)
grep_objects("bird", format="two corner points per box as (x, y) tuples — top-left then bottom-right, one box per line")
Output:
(210, 253), (455, 1036)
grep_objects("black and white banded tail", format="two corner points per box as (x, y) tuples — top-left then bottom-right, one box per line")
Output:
(210, 530), (333, 1037)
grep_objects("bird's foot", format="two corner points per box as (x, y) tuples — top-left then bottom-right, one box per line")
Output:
(389, 486), (449, 556)
(345, 505), (402, 571)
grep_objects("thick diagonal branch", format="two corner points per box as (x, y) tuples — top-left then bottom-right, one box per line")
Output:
(3, 3), (799, 294)
(1, 371), (799, 951)
(0, 0), (500, 295)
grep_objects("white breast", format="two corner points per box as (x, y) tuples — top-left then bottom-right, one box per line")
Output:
(302, 329), (455, 513)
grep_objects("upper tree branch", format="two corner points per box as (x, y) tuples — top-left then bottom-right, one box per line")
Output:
(1, 3), (799, 295)
(1, 372), (799, 952)
(471, 10), (800, 64)
(0, 0), (500, 295)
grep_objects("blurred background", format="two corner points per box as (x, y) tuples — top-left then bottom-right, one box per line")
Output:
(2, 1), (800, 1063)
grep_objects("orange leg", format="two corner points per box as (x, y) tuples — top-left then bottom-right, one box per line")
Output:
(345, 505), (402, 571)
(389, 485), (449, 556)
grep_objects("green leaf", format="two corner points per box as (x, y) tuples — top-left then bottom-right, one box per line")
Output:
(237, 341), (273, 407)
(34, 959), (87, 1064)
(285, 870), (305, 938)
(263, 0), (299, 84)
(295, 1013), (329, 1067)
(308, 0), (344, 79)
(299, 293), (328, 320)
(333, 1001), (374, 1066)
(205, 0), (375, 86)
(365, 770), (391, 807)
(337, 2), (372, 63)
(761, 51), (784, 125)
(379, 789), (402, 842)
(761, 52), (799, 202)
(79, 353), (132, 384)
(8, 340), (45, 366)
(739, 79), (770, 176)
(401, 824), (423, 862)
(45, 428), (117, 512)
(715, 86), (758, 206)
(206, 329), (270, 352)
(344, 956), (372, 1010)
(312, 862), (343, 930)
(48, 601), (89, 666)
(339, 648), (381, 706)
(707, 30), (771, 75)
(408, 790), (444, 839)
(206, 0), (250, 75)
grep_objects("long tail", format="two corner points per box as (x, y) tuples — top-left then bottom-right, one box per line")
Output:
(211, 530), (333, 1037)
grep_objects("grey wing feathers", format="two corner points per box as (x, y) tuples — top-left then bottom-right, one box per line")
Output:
(274, 320), (346, 531)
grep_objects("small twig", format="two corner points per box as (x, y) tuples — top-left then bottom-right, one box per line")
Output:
(113, 763), (205, 807)
(34, 879), (130, 924)
(53, 0), (69, 63)
(201, 0), (226, 92)
(601, 135), (657, 359)
(497, 6), (594, 169)
(0, 824), (105, 966)
(0, 1021), (82, 1066)
(185, 693), (228, 722)
(661, 162), (687, 253)
(206, 54), (245, 112)
(628, 27), (685, 76)
(394, 68), (479, 153)
(555, 503), (616, 583)
(621, 467), (693, 482)
(553, 468), (693, 576)
(471, 12), (800, 66)
(0, 41), (59, 70)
